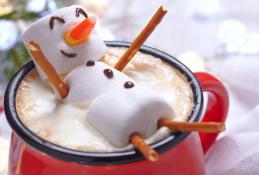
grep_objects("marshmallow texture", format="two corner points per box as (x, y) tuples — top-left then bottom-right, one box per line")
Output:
(64, 61), (133, 103)
(23, 5), (107, 79)
(87, 84), (175, 147)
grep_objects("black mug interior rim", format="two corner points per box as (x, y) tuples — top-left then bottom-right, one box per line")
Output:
(4, 41), (203, 165)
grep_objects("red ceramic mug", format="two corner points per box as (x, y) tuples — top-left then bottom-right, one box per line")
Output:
(4, 41), (229, 175)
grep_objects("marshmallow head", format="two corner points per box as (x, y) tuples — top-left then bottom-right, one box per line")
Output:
(87, 84), (174, 147)
(23, 5), (107, 78)
(64, 61), (132, 103)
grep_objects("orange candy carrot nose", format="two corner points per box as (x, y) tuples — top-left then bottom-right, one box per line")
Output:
(64, 16), (96, 46)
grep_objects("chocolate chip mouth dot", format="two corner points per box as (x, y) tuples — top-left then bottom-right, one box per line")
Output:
(86, 60), (95, 66)
(103, 69), (113, 79)
(124, 81), (134, 88)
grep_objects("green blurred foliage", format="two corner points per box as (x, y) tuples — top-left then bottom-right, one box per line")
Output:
(0, 0), (45, 80)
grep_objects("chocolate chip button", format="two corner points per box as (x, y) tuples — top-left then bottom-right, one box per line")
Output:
(86, 60), (95, 66)
(124, 81), (134, 89)
(103, 69), (113, 79)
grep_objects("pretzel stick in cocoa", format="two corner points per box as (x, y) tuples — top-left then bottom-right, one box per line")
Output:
(130, 133), (159, 162)
(27, 41), (69, 98)
(158, 119), (225, 133)
(115, 6), (167, 71)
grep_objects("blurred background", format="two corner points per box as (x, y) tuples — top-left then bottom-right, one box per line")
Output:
(0, 0), (259, 102)
(0, 0), (259, 174)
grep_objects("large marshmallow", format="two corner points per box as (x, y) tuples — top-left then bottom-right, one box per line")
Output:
(64, 61), (132, 103)
(87, 84), (175, 147)
(23, 5), (107, 79)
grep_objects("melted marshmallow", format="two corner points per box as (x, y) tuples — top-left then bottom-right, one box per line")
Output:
(88, 84), (174, 147)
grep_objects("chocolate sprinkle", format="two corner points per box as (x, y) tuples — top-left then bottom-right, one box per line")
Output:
(86, 60), (95, 66)
(60, 50), (77, 58)
(49, 16), (65, 29)
(75, 8), (88, 18)
(124, 81), (134, 89)
(103, 69), (113, 79)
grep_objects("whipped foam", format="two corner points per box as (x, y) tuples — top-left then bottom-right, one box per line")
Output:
(16, 47), (194, 152)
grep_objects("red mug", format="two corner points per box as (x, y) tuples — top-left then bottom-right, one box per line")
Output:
(4, 41), (229, 175)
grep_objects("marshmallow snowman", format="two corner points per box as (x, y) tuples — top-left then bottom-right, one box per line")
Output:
(23, 5), (107, 79)
(87, 83), (174, 147)
(64, 61), (133, 103)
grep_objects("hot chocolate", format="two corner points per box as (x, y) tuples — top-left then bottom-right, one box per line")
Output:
(16, 47), (194, 152)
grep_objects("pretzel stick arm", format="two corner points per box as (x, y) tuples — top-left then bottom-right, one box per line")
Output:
(115, 6), (167, 71)
(159, 119), (225, 133)
(130, 133), (159, 162)
(27, 41), (69, 98)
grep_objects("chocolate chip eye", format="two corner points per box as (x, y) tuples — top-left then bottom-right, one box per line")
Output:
(124, 81), (134, 89)
(103, 69), (113, 79)
(49, 16), (65, 30)
(75, 8), (88, 18)
(86, 60), (95, 66)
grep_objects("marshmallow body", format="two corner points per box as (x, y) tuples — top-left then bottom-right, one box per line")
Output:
(64, 61), (132, 103)
(87, 84), (174, 147)
(23, 5), (107, 79)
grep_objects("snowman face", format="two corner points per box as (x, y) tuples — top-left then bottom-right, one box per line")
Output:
(23, 5), (107, 77)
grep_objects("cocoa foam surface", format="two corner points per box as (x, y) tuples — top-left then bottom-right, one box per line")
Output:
(16, 47), (194, 152)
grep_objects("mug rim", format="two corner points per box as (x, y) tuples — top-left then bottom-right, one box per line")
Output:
(4, 41), (203, 165)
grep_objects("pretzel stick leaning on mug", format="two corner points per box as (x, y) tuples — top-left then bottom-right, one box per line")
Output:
(114, 6), (225, 160)
(27, 41), (69, 98)
(158, 119), (225, 133)
(130, 134), (159, 162)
